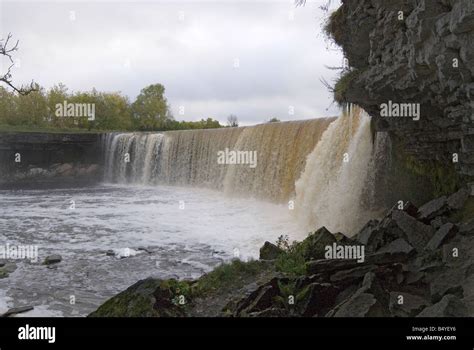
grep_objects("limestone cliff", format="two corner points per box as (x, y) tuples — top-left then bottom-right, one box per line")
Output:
(327, 0), (474, 181)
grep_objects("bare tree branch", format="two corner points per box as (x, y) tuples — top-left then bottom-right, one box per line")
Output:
(0, 33), (38, 95)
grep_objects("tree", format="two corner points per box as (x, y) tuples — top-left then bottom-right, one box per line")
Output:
(267, 117), (280, 123)
(0, 33), (37, 95)
(131, 84), (171, 131)
(227, 114), (239, 127)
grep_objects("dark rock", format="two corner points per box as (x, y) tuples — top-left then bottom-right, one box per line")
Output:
(354, 219), (379, 246)
(405, 271), (425, 285)
(333, 293), (385, 317)
(391, 210), (434, 250)
(430, 216), (447, 230)
(43, 254), (62, 265)
(417, 295), (468, 317)
(447, 187), (470, 210)
(306, 259), (360, 275)
(459, 219), (474, 235)
(425, 223), (458, 250)
(105, 250), (115, 256)
(389, 292), (429, 317)
(376, 238), (414, 255)
(247, 308), (287, 317)
(1, 305), (34, 317)
(89, 278), (185, 317)
(418, 196), (448, 221)
(299, 283), (340, 317)
(0, 269), (8, 279)
(233, 278), (280, 315)
(402, 202), (419, 218)
(430, 268), (465, 302)
(0, 259), (5, 267)
(300, 227), (337, 260)
(259, 242), (283, 260)
(330, 265), (377, 285)
(137, 247), (153, 254)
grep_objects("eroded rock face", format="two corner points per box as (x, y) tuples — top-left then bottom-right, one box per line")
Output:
(330, 0), (474, 177)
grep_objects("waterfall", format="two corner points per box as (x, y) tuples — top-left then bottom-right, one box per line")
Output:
(294, 106), (376, 235)
(102, 118), (334, 202)
(103, 106), (379, 234)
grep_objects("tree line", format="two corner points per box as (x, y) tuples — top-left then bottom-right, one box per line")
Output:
(0, 83), (226, 131)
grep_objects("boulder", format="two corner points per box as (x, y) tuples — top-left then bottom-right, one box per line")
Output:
(447, 187), (469, 210)
(43, 254), (62, 265)
(299, 283), (340, 317)
(354, 219), (379, 246)
(430, 268), (465, 302)
(418, 196), (448, 221)
(259, 242), (283, 260)
(391, 210), (434, 250)
(425, 223), (458, 250)
(417, 295), (468, 317)
(389, 292), (429, 317)
(376, 238), (415, 255)
(300, 227), (336, 260)
(1, 305), (34, 317)
(333, 293), (385, 317)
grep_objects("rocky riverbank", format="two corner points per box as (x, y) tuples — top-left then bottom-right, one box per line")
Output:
(89, 186), (474, 317)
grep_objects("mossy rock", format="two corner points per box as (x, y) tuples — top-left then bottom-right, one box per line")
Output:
(89, 278), (188, 317)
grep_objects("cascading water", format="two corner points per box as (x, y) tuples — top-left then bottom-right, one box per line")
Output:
(294, 106), (376, 235)
(103, 118), (334, 202)
(103, 106), (379, 234)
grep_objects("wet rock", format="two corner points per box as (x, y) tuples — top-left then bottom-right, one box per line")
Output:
(389, 292), (429, 317)
(447, 187), (470, 210)
(391, 210), (434, 250)
(0, 269), (8, 279)
(137, 247), (153, 254)
(105, 250), (115, 256)
(425, 223), (458, 250)
(259, 242), (283, 260)
(43, 255), (62, 265)
(418, 196), (448, 221)
(89, 278), (186, 317)
(0, 259), (5, 267)
(1, 262), (17, 274)
(1, 305), (34, 317)
(417, 295), (468, 317)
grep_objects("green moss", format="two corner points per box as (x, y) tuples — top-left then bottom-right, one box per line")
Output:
(89, 278), (162, 317)
(334, 70), (360, 105)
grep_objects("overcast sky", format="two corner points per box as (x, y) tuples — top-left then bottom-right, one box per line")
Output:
(0, 0), (343, 125)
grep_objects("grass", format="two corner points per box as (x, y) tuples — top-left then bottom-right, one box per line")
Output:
(334, 69), (361, 105)
(193, 259), (269, 295)
(323, 6), (345, 45)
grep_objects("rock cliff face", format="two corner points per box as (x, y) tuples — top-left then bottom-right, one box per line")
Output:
(0, 132), (103, 188)
(328, 0), (474, 179)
